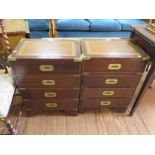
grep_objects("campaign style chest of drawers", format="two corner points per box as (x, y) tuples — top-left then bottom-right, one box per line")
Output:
(80, 39), (150, 112)
(129, 25), (155, 115)
(8, 38), (150, 116)
(9, 39), (81, 115)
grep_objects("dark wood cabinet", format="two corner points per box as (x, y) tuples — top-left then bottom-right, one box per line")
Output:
(9, 39), (81, 115)
(8, 37), (151, 116)
(129, 25), (155, 115)
(80, 39), (150, 113)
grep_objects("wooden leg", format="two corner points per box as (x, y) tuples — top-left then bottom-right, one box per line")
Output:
(65, 109), (78, 116)
(113, 107), (127, 113)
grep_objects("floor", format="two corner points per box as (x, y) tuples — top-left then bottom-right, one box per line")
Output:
(2, 81), (155, 135)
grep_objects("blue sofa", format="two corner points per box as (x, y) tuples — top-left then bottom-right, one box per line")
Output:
(25, 19), (49, 38)
(56, 19), (146, 38)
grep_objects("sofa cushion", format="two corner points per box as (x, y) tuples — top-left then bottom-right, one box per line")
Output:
(30, 31), (49, 38)
(56, 19), (90, 31)
(0, 74), (15, 118)
(87, 19), (121, 31)
(116, 19), (146, 31)
(58, 31), (131, 38)
(26, 19), (49, 31)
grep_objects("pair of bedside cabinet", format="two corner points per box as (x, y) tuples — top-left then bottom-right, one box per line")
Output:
(8, 38), (150, 116)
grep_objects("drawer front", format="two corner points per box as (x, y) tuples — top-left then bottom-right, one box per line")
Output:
(13, 60), (81, 75)
(81, 98), (131, 108)
(82, 58), (146, 73)
(82, 88), (135, 99)
(82, 74), (141, 88)
(24, 99), (78, 110)
(16, 74), (80, 88)
(20, 88), (80, 99)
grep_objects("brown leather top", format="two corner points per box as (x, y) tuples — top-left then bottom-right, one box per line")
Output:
(0, 19), (29, 34)
(81, 39), (147, 58)
(12, 39), (80, 59)
(133, 25), (155, 44)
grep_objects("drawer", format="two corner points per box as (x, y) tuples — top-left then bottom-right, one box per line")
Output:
(20, 88), (80, 99)
(16, 74), (80, 88)
(24, 99), (78, 110)
(13, 60), (81, 75)
(81, 98), (131, 108)
(82, 74), (141, 88)
(82, 88), (135, 99)
(82, 58), (147, 74)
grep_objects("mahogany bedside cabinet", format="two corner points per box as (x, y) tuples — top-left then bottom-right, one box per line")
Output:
(80, 39), (150, 114)
(8, 39), (81, 116)
(129, 25), (155, 115)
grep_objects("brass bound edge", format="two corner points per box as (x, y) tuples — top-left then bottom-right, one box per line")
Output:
(82, 72), (89, 76)
(83, 55), (90, 60)
(142, 55), (150, 61)
(8, 55), (16, 61)
(74, 54), (90, 62)
(18, 88), (26, 90)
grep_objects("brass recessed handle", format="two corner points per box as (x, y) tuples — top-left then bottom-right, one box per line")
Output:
(108, 64), (122, 70)
(44, 92), (56, 98)
(100, 101), (111, 106)
(46, 103), (58, 108)
(105, 79), (118, 85)
(42, 80), (55, 86)
(40, 65), (54, 72)
(102, 91), (114, 96)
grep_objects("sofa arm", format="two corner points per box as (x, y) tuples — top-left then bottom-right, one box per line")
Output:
(49, 19), (58, 37)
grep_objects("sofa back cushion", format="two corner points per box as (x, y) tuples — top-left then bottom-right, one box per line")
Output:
(26, 19), (49, 31)
(56, 19), (90, 31)
(87, 19), (121, 31)
(30, 31), (49, 38)
(116, 19), (146, 31)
